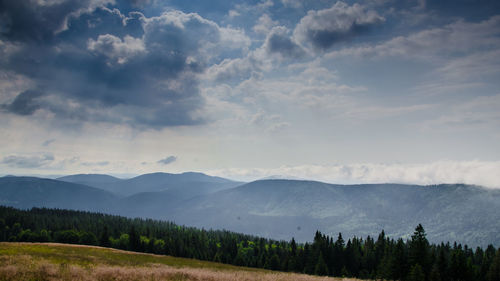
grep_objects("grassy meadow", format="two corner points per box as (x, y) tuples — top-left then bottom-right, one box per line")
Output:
(0, 242), (360, 281)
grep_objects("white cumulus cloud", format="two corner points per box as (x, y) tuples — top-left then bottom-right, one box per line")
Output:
(88, 34), (145, 64)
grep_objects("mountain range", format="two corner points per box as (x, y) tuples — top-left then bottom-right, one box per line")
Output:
(1, 172), (499, 247)
(57, 172), (239, 196)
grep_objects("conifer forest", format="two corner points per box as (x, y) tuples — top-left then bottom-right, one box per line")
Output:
(1, 206), (499, 281)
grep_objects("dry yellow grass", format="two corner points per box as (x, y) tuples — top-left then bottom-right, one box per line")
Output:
(0, 243), (361, 281)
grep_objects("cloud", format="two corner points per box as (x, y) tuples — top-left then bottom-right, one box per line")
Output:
(267, 121), (290, 132)
(264, 26), (305, 59)
(324, 15), (500, 104)
(0, 2), (250, 129)
(421, 94), (500, 131)
(0, 0), (114, 42)
(219, 27), (251, 52)
(228, 10), (240, 18)
(327, 15), (500, 60)
(293, 1), (384, 51)
(230, 0), (275, 22)
(442, 50), (500, 77)
(204, 57), (255, 82)
(129, 0), (151, 8)
(42, 139), (55, 147)
(81, 160), (109, 166)
(2, 153), (55, 168)
(227, 60), (360, 111)
(257, 0), (273, 10)
(1, 89), (43, 115)
(87, 34), (145, 64)
(249, 110), (290, 132)
(253, 14), (278, 35)
(203, 46), (270, 82)
(209, 161), (500, 189)
(204, 26), (304, 82)
(280, 0), (303, 9)
(202, 57), (366, 132)
(158, 156), (177, 165)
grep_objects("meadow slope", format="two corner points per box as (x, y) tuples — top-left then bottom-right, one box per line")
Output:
(0, 242), (360, 281)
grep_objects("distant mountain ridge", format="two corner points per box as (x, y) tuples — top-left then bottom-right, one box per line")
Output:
(56, 174), (122, 190)
(57, 172), (241, 196)
(168, 179), (500, 247)
(0, 176), (118, 213)
(1, 174), (500, 247)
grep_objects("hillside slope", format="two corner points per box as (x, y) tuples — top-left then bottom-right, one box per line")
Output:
(171, 180), (500, 246)
(0, 176), (117, 212)
(0, 242), (356, 281)
(2, 175), (500, 246)
(56, 174), (122, 190)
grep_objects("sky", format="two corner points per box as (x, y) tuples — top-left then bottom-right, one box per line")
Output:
(1, 0), (500, 187)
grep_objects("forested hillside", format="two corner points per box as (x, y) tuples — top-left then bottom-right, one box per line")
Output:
(3, 176), (500, 247)
(1, 206), (499, 281)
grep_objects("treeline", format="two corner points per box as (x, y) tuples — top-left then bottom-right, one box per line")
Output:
(0, 206), (499, 280)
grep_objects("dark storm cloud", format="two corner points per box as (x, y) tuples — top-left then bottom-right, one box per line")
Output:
(265, 27), (305, 59)
(293, 1), (384, 51)
(158, 156), (177, 165)
(0, 0), (72, 42)
(0, 1), (229, 128)
(0, 0), (116, 43)
(2, 153), (54, 168)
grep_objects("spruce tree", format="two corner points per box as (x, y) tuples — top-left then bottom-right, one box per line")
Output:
(129, 225), (140, 251)
(392, 238), (408, 280)
(436, 246), (449, 281)
(0, 218), (5, 241)
(332, 232), (345, 275)
(99, 225), (110, 247)
(289, 237), (298, 272)
(291, 237), (297, 256)
(429, 264), (442, 281)
(315, 252), (329, 276)
(410, 224), (429, 272)
(408, 264), (425, 281)
(340, 265), (350, 277)
(267, 254), (281, 270)
(487, 249), (500, 281)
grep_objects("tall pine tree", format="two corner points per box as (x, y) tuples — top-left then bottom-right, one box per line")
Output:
(409, 224), (430, 275)
(487, 249), (500, 281)
(129, 225), (140, 252)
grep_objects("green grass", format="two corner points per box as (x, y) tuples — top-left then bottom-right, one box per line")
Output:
(0, 242), (262, 271)
(0, 242), (360, 281)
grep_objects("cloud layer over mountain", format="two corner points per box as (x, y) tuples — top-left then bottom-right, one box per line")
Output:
(209, 160), (500, 189)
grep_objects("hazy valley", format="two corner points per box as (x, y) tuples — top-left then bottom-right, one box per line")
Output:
(1, 172), (499, 247)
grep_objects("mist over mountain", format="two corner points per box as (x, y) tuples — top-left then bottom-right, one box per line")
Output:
(1, 174), (499, 247)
